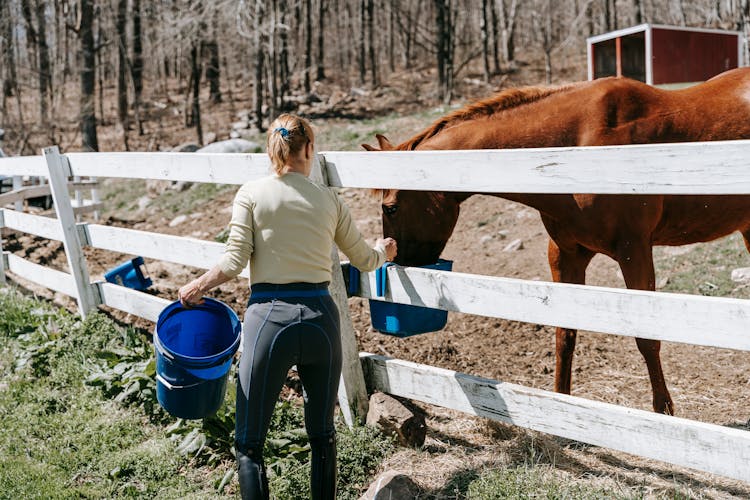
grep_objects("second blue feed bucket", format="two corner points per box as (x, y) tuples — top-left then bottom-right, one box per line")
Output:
(369, 259), (453, 337)
(154, 298), (241, 420)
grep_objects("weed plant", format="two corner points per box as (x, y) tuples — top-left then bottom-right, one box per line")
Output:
(0, 289), (394, 498)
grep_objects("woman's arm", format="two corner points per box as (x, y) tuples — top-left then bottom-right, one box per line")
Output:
(178, 265), (232, 307)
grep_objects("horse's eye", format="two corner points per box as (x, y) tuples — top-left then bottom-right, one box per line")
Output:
(382, 204), (398, 215)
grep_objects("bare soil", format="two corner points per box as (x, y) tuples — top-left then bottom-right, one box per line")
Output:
(3, 61), (750, 497)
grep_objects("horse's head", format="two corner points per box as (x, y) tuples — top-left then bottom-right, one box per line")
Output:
(362, 135), (463, 266)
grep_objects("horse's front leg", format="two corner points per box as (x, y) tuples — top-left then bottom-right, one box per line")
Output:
(547, 239), (594, 394)
(616, 236), (674, 415)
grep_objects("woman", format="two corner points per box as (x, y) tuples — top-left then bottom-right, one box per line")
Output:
(178, 113), (397, 500)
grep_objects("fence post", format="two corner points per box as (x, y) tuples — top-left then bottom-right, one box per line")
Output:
(312, 154), (370, 426)
(12, 176), (22, 211)
(0, 209), (6, 286)
(43, 146), (98, 317)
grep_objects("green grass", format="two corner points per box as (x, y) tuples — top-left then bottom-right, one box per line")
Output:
(0, 288), (396, 499)
(654, 233), (750, 299)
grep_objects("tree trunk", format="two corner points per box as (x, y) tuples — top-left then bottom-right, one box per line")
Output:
(674, 0), (687, 26)
(279, 0), (290, 101)
(205, 10), (221, 104)
(253, 0), (264, 131)
(80, 0), (98, 152)
(316, 0), (326, 80)
(358, 0), (366, 84)
(3, 1), (18, 99)
(481, 0), (490, 81)
(367, 0), (377, 85)
(304, 0), (312, 92)
(435, 0), (453, 102)
(116, 0), (129, 133)
(634, 0), (643, 24)
(498, 0), (518, 63)
(489, 0), (500, 73)
(205, 40), (221, 104)
(35, 0), (52, 129)
(131, 0), (144, 135)
(268, 0), (278, 118)
(190, 43), (203, 145)
(388, 0), (396, 72)
(741, 0), (749, 66)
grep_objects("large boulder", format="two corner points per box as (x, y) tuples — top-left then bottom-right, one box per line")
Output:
(359, 471), (421, 500)
(198, 138), (260, 154)
(366, 392), (426, 447)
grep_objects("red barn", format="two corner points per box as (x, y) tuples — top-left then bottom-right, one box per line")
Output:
(587, 24), (744, 88)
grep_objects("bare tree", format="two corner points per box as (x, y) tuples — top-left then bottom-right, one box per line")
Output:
(497, 0), (519, 63)
(115, 0), (129, 141)
(317, 0), (326, 80)
(131, 0), (144, 135)
(79, 0), (98, 151)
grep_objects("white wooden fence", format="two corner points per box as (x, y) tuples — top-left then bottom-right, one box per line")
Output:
(1, 142), (750, 483)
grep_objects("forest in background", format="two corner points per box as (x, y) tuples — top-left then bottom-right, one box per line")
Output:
(1, 0), (749, 154)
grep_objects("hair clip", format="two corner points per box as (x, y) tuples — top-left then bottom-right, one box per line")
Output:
(273, 127), (290, 138)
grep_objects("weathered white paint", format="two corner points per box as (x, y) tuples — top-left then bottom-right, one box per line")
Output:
(66, 152), (272, 185)
(0, 155), (47, 177)
(0, 185), (49, 208)
(71, 200), (103, 216)
(97, 281), (171, 323)
(352, 264), (750, 352)
(5, 253), (77, 296)
(0, 212), (6, 285)
(361, 354), (750, 482)
(79, 223), (249, 278)
(322, 141), (750, 193)
(44, 147), (98, 316)
(311, 154), (369, 426)
(1, 209), (62, 240)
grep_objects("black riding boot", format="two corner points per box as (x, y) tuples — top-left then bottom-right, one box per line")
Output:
(309, 433), (337, 500)
(237, 445), (269, 500)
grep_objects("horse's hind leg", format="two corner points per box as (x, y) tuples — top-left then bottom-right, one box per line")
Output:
(548, 239), (594, 394)
(616, 237), (674, 415)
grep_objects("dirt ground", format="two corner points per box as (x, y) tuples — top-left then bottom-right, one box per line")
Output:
(3, 62), (750, 497)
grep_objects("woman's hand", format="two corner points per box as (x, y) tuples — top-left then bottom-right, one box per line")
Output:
(378, 237), (398, 262)
(178, 279), (205, 307)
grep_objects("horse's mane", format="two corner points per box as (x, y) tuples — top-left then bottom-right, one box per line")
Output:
(396, 83), (580, 151)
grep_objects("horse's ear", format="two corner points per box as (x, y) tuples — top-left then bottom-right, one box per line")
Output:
(375, 134), (394, 150)
(361, 143), (380, 151)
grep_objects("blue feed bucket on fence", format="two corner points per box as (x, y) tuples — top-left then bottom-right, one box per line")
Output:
(154, 298), (241, 419)
(104, 256), (152, 291)
(367, 259), (453, 337)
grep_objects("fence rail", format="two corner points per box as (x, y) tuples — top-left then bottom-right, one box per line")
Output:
(1, 142), (749, 483)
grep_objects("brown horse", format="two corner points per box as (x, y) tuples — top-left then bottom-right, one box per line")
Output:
(363, 67), (750, 415)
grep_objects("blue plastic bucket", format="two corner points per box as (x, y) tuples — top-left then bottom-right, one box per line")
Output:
(154, 298), (241, 419)
(104, 256), (152, 291)
(368, 259), (453, 337)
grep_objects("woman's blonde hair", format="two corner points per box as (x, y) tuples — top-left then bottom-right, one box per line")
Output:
(267, 114), (315, 175)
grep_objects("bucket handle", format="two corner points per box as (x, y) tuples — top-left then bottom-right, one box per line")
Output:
(156, 373), (204, 391)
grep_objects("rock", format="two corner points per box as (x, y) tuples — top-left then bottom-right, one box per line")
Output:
(204, 132), (217, 144)
(198, 138), (260, 154)
(366, 392), (426, 447)
(480, 235), (493, 244)
(359, 471), (420, 500)
(169, 215), (188, 227)
(656, 276), (670, 289)
(503, 238), (524, 252)
(229, 130), (240, 139)
(145, 179), (173, 196)
(497, 229), (509, 239)
(232, 120), (250, 131)
(172, 142), (200, 153)
(731, 267), (750, 283)
(170, 181), (191, 192)
(137, 196), (151, 210)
